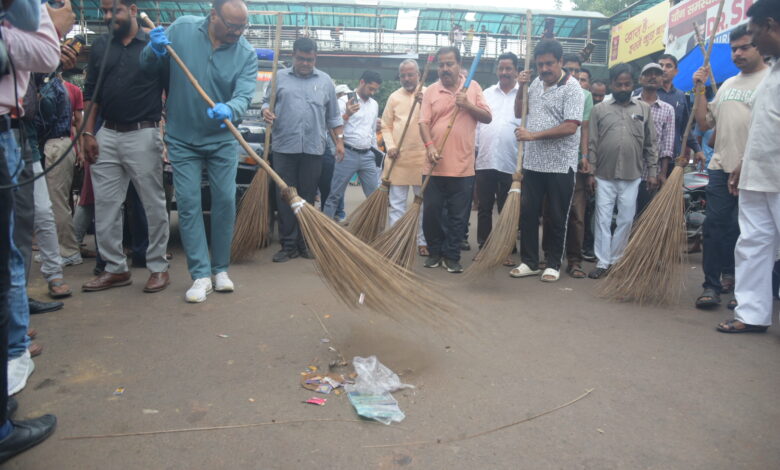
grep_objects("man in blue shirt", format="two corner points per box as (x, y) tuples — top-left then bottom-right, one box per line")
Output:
(141, 0), (257, 303)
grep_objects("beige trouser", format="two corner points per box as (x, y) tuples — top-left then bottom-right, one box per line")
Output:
(44, 136), (80, 259)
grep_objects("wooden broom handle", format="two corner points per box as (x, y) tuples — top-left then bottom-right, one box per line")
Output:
(262, 13), (284, 161)
(383, 55), (434, 181)
(693, 22), (719, 95)
(513, 10), (533, 181)
(675, 0), (726, 167)
(140, 13), (289, 190)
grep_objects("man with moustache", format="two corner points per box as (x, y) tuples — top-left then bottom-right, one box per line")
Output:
(690, 24), (769, 309)
(511, 39), (583, 282)
(475, 52), (520, 263)
(419, 46), (491, 273)
(141, 0), (257, 302)
(635, 63), (675, 216)
(81, 0), (170, 295)
(717, 0), (780, 333)
(587, 64), (657, 279)
(381, 59), (428, 254)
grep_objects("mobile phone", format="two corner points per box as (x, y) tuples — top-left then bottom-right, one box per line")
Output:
(347, 92), (357, 102)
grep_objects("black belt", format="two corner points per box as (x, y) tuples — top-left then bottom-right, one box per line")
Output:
(103, 120), (159, 132)
(344, 143), (371, 153)
(0, 117), (21, 133)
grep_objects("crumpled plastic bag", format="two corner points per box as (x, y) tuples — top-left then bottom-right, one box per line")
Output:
(345, 356), (414, 395)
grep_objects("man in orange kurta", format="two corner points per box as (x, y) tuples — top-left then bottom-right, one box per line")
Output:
(419, 46), (491, 273)
(381, 59), (428, 253)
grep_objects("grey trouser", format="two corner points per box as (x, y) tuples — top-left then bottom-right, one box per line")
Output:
(43, 136), (79, 258)
(323, 147), (378, 218)
(33, 161), (64, 281)
(91, 127), (169, 274)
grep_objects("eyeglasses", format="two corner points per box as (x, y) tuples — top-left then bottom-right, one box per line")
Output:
(730, 43), (755, 53)
(217, 11), (247, 33)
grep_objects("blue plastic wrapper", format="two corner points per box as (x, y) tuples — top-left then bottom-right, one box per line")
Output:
(347, 391), (405, 425)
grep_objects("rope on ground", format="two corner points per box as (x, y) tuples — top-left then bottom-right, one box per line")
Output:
(362, 388), (594, 449)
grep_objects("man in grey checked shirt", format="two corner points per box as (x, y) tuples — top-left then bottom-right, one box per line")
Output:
(511, 39), (584, 282)
(263, 38), (345, 263)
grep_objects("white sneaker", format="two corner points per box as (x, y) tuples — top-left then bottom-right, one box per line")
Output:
(185, 277), (213, 303)
(8, 350), (35, 395)
(214, 272), (234, 293)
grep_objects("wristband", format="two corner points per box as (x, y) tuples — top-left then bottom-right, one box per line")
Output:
(424, 141), (434, 148)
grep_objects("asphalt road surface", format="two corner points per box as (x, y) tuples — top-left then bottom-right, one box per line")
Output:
(10, 186), (780, 469)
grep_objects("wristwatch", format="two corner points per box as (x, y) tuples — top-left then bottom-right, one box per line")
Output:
(336, 134), (344, 140)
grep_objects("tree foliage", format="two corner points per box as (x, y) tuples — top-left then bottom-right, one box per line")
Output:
(571, 0), (635, 17)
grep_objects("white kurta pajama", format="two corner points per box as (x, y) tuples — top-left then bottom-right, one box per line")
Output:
(733, 60), (780, 327)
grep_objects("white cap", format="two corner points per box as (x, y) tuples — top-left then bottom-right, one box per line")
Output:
(335, 84), (352, 94)
(641, 62), (663, 75)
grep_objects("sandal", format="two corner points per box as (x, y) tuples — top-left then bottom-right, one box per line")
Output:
(721, 275), (735, 293)
(588, 266), (610, 279)
(727, 299), (738, 310)
(48, 278), (73, 299)
(510, 263), (540, 278)
(540, 268), (560, 282)
(716, 318), (768, 334)
(695, 288), (721, 309)
(566, 264), (586, 279)
(503, 256), (515, 267)
(418, 245), (429, 257)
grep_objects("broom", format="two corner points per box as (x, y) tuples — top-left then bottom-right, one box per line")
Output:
(372, 49), (484, 270)
(140, 14), (457, 321)
(693, 22), (719, 95)
(465, 10), (533, 278)
(344, 55), (435, 243)
(598, 0), (726, 305)
(230, 13), (283, 262)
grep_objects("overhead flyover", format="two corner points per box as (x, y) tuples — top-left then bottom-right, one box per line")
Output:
(73, 1), (609, 81)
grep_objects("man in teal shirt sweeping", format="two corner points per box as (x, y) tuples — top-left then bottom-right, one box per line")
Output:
(140, 0), (257, 303)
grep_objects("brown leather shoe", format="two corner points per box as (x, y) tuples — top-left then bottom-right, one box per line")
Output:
(82, 271), (132, 292)
(143, 272), (170, 293)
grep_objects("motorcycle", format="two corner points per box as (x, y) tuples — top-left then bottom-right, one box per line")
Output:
(683, 171), (708, 253)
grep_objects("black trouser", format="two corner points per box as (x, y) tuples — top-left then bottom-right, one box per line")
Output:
(583, 194), (595, 253)
(423, 175), (474, 262)
(520, 169), (575, 271)
(273, 152), (322, 252)
(635, 180), (657, 218)
(318, 147), (335, 211)
(1, 144), (14, 426)
(12, 157), (34, 280)
(702, 170), (739, 293)
(475, 169), (512, 247)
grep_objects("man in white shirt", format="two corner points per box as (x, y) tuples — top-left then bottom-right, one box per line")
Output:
(691, 25), (769, 309)
(717, 0), (780, 333)
(475, 52), (519, 264)
(323, 70), (382, 219)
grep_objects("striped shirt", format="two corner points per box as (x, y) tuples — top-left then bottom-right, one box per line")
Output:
(636, 95), (674, 180)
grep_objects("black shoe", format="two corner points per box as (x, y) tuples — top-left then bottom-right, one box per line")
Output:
(28, 298), (63, 315)
(460, 240), (471, 251)
(298, 247), (314, 259)
(272, 249), (299, 263)
(588, 266), (610, 279)
(6, 398), (17, 419)
(424, 256), (442, 268)
(582, 250), (596, 262)
(443, 258), (463, 273)
(0, 414), (57, 464)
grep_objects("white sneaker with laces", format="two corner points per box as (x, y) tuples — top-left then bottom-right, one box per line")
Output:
(8, 350), (35, 395)
(185, 277), (213, 303)
(214, 272), (234, 293)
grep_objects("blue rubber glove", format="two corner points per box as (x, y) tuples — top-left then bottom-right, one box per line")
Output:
(207, 103), (233, 128)
(149, 27), (171, 57)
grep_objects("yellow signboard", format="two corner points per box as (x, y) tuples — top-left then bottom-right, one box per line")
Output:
(609, 2), (670, 67)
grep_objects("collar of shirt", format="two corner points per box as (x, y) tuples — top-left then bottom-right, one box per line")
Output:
(494, 82), (519, 96)
(437, 75), (466, 94)
(286, 67), (320, 78)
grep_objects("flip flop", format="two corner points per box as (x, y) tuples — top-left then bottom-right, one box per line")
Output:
(48, 279), (73, 299)
(418, 245), (430, 257)
(716, 319), (768, 334)
(540, 268), (560, 282)
(503, 257), (515, 267)
(727, 299), (738, 310)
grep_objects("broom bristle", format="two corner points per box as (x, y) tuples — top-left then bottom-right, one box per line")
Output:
(371, 198), (423, 271)
(598, 166), (687, 304)
(289, 191), (462, 328)
(231, 168), (270, 262)
(345, 182), (390, 243)
(464, 182), (521, 278)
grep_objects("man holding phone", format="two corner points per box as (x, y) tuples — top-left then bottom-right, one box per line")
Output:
(323, 70), (383, 220)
